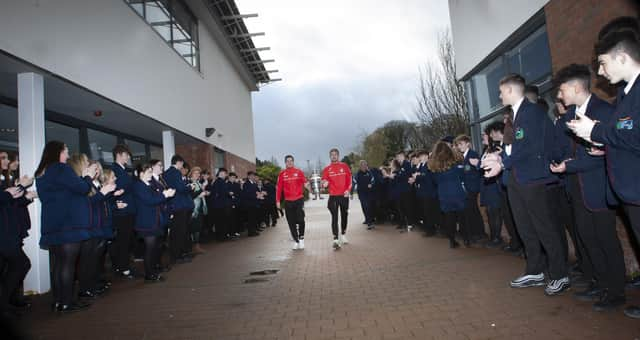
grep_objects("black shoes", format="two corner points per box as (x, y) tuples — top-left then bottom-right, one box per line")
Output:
(78, 290), (97, 299)
(56, 302), (90, 313)
(573, 286), (604, 302)
(485, 238), (504, 249)
(144, 274), (166, 283)
(624, 305), (640, 318)
(449, 240), (460, 249)
(115, 269), (134, 279)
(593, 293), (626, 312)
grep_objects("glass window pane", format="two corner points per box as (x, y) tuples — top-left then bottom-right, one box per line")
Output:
(149, 145), (163, 162)
(125, 139), (147, 164)
(173, 41), (192, 55)
(45, 121), (80, 156)
(88, 129), (117, 164)
(472, 58), (506, 118)
(153, 23), (172, 41)
(145, 2), (170, 24)
(520, 30), (552, 83)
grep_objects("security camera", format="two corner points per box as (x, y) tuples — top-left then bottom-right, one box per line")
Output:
(205, 128), (216, 137)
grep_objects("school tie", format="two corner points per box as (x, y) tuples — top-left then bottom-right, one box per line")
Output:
(503, 109), (515, 145)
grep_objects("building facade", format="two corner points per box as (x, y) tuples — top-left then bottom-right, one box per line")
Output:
(448, 0), (639, 272)
(0, 0), (275, 293)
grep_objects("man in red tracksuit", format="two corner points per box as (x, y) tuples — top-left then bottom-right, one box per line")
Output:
(322, 148), (352, 249)
(276, 155), (309, 250)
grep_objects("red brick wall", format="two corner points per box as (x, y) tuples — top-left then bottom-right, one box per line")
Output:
(175, 144), (256, 178)
(545, 0), (640, 274)
(175, 143), (215, 174)
(224, 151), (256, 178)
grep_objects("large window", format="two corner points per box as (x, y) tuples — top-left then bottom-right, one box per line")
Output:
(125, 138), (148, 164)
(46, 121), (80, 155)
(88, 129), (118, 164)
(471, 58), (507, 118)
(125, 0), (200, 69)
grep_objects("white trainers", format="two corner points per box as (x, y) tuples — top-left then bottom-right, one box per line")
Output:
(510, 273), (546, 288)
(544, 277), (571, 296)
(298, 239), (305, 250)
(332, 239), (341, 249)
(292, 242), (299, 250)
(340, 234), (349, 244)
(407, 225), (413, 231)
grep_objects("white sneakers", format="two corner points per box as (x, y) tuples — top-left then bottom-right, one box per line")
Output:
(332, 239), (341, 249)
(339, 234), (349, 244)
(292, 241), (299, 250)
(299, 239), (305, 249)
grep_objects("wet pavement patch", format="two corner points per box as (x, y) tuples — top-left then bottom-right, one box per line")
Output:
(243, 277), (270, 284)
(249, 269), (279, 276)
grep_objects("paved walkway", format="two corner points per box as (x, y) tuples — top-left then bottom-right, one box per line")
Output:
(18, 198), (640, 339)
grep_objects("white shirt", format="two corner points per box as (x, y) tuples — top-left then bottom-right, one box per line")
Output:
(505, 97), (526, 156)
(576, 94), (592, 115)
(463, 149), (469, 159)
(624, 71), (640, 95)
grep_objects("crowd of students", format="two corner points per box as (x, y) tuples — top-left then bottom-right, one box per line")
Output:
(0, 142), (280, 316)
(351, 16), (640, 319)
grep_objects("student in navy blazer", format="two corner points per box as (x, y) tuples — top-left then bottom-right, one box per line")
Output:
(133, 162), (175, 282)
(241, 172), (263, 237)
(484, 74), (569, 295)
(355, 160), (376, 228)
(429, 141), (467, 248)
(478, 133), (506, 247)
(164, 155), (195, 263)
(207, 168), (233, 240)
(454, 135), (486, 242)
(411, 150), (440, 236)
(0, 154), (34, 315)
(35, 141), (96, 312)
(552, 65), (626, 310)
(110, 144), (137, 278)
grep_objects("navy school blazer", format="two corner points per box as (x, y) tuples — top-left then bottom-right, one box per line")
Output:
(591, 77), (640, 206)
(502, 99), (557, 186)
(433, 164), (467, 213)
(133, 180), (169, 237)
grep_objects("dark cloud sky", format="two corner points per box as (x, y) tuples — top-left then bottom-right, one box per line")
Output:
(237, 0), (451, 167)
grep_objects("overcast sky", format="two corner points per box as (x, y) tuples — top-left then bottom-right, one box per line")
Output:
(237, 0), (451, 168)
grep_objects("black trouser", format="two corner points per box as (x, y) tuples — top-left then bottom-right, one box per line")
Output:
(464, 192), (486, 239)
(169, 210), (190, 260)
(548, 183), (583, 270)
(486, 206), (503, 241)
(0, 248), (30, 311)
(143, 236), (160, 277)
(285, 199), (306, 242)
(266, 202), (278, 225)
(417, 196), (440, 233)
(501, 191), (521, 249)
(570, 186), (625, 296)
(398, 191), (415, 226)
(213, 207), (231, 240)
(359, 194), (374, 224)
(247, 207), (260, 235)
(112, 214), (135, 271)
(78, 238), (99, 293)
(50, 242), (82, 305)
(95, 240), (108, 284)
(442, 210), (464, 242)
(507, 174), (568, 279)
(328, 195), (349, 239)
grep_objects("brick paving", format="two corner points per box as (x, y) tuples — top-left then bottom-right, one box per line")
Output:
(16, 198), (640, 339)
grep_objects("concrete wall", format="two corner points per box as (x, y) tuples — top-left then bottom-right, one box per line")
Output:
(0, 0), (256, 162)
(448, 0), (550, 79)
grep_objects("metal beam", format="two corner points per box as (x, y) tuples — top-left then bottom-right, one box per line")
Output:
(246, 59), (274, 64)
(254, 70), (278, 74)
(221, 14), (258, 20)
(239, 47), (270, 53)
(229, 32), (265, 38)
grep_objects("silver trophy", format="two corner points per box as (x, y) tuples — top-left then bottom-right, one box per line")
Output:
(310, 170), (323, 200)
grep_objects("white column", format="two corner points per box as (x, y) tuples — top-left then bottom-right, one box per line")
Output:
(162, 130), (175, 166)
(18, 73), (49, 294)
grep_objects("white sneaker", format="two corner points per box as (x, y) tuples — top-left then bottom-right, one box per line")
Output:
(332, 239), (341, 249)
(407, 225), (413, 231)
(340, 234), (349, 244)
(298, 239), (305, 249)
(292, 242), (299, 250)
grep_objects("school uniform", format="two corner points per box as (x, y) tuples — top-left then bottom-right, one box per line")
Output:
(111, 162), (136, 273)
(230, 181), (243, 234)
(564, 94), (624, 298)
(241, 180), (261, 236)
(78, 184), (109, 295)
(433, 164), (467, 245)
(415, 162), (440, 235)
(479, 159), (504, 244)
(207, 178), (233, 240)
(502, 98), (568, 280)
(356, 169), (376, 225)
(133, 179), (169, 277)
(462, 149), (486, 240)
(164, 166), (195, 260)
(396, 160), (415, 227)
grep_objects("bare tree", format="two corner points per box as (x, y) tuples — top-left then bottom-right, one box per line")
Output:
(415, 29), (470, 144)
